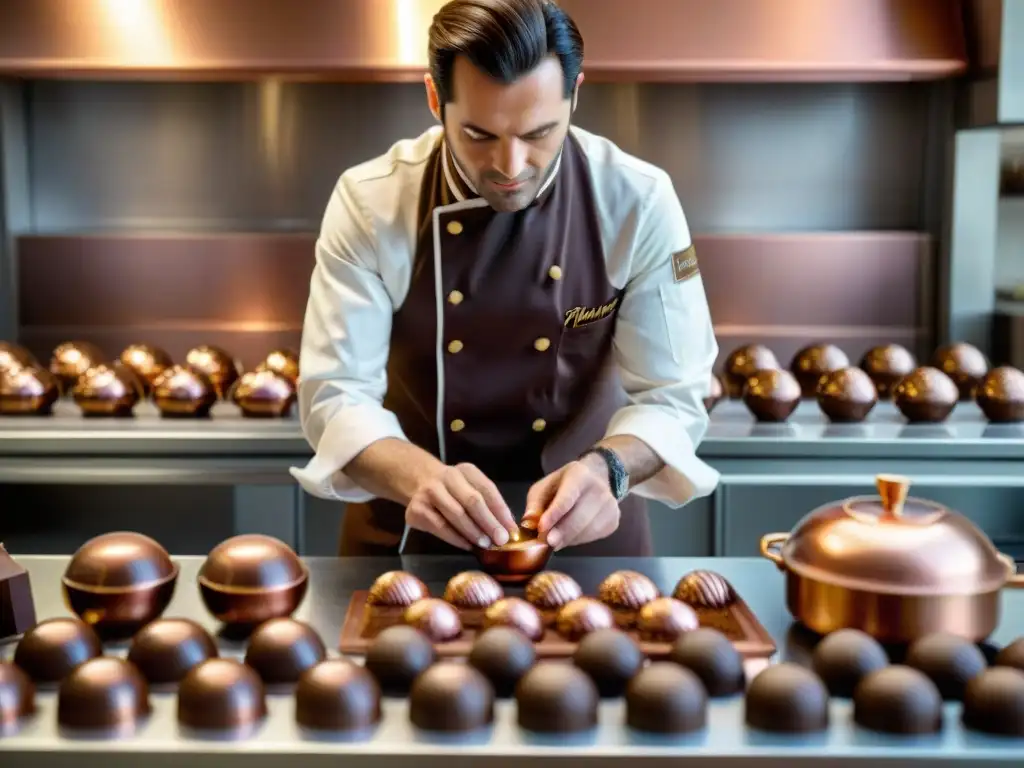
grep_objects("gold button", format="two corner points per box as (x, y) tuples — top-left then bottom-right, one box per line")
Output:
(532, 418), (547, 432)
(450, 419), (465, 432)
(447, 340), (463, 354)
(548, 265), (563, 280)
(534, 337), (551, 352)
(446, 220), (463, 236)
(448, 290), (464, 305)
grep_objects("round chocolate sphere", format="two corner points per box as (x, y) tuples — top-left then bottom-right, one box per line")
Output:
(572, 628), (644, 698)
(57, 657), (150, 732)
(409, 662), (495, 733)
(962, 666), (1024, 737)
(745, 663), (829, 733)
(0, 364), (60, 416)
(637, 597), (699, 642)
(49, 340), (104, 394)
(515, 662), (599, 733)
(905, 632), (987, 701)
(742, 369), (801, 422)
(151, 365), (218, 418)
(672, 570), (736, 609)
(184, 344), (240, 400)
(231, 370), (296, 418)
(482, 597), (544, 642)
(403, 598), (462, 642)
(724, 344), (780, 398)
(524, 571), (583, 619)
(853, 665), (942, 734)
(469, 627), (536, 698)
(704, 374), (724, 413)
(13, 618), (103, 684)
(790, 344), (850, 398)
(994, 637), (1024, 671)
(893, 366), (959, 423)
(816, 367), (878, 423)
(933, 342), (989, 400)
(244, 618), (327, 685)
(443, 570), (503, 610)
(364, 625), (436, 696)
(367, 571), (429, 608)
(976, 366), (1024, 423)
(256, 349), (300, 385)
(859, 344), (917, 399)
(127, 618), (219, 685)
(295, 660), (381, 732)
(626, 662), (708, 734)
(555, 598), (614, 641)
(0, 341), (37, 373)
(811, 629), (889, 698)
(118, 343), (172, 396)
(597, 570), (659, 627)
(72, 363), (143, 417)
(0, 663), (35, 735)
(177, 658), (267, 731)
(669, 628), (745, 698)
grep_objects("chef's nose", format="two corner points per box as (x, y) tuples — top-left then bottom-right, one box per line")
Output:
(493, 139), (528, 180)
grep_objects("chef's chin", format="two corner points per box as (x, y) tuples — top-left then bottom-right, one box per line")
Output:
(481, 183), (537, 213)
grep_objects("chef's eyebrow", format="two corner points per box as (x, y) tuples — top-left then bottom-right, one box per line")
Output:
(461, 121), (560, 138)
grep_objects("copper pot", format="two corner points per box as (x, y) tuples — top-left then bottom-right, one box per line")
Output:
(256, 349), (299, 385)
(71, 364), (143, 417)
(50, 341), (105, 395)
(0, 365), (60, 416)
(760, 474), (1024, 644)
(185, 345), (241, 400)
(473, 526), (552, 584)
(118, 344), (173, 396)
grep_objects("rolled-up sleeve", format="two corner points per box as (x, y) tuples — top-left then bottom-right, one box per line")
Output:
(605, 172), (721, 507)
(288, 176), (408, 502)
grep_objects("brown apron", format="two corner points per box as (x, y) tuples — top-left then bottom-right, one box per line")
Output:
(339, 133), (652, 557)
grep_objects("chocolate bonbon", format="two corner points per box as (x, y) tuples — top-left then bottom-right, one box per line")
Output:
(482, 597), (543, 641)
(403, 598), (462, 642)
(57, 657), (150, 732)
(524, 571), (582, 623)
(905, 632), (987, 701)
(636, 597), (698, 642)
(853, 665), (942, 735)
(364, 625), (436, 696)
(961, 666), (1024, 737)
(515, 662), (599, 733)
(13, 617), (102, 684)
(469, 627), (536, 698)
(367, 571), (429, 608)
(597, 570), (659, 627)
(572, 628), (643, 698)
(409, 662), (495, 733)
(669, 628), (745, 697)
(556, 597), (614, 641)
(626, 662), (708, 734)
(443, 570), (503, 609)
(127, 618), (218, 685)
(177, 658), (267, 732)
(672, 569), (735, 609)
(745, 663), (829, 733)
(811, 628), (889, 698)
(244, 618), (327, 685)
(295, 660), (382, 733)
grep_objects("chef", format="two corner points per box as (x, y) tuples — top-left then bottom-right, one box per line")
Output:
(290, 0), (720, 557)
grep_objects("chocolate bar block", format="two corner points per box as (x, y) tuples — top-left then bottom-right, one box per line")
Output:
(0, 543), (36, 639)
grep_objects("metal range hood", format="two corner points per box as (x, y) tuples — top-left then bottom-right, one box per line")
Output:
(0, 0), (967, 82)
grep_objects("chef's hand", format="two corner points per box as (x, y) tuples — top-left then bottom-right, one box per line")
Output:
(405, 463), (518, 551)
(521, 455), (619, 550)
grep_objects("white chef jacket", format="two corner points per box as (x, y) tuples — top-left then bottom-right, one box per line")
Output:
(290, 125), (721, 509)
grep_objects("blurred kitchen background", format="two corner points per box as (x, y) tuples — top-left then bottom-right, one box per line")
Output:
(1, 0), (1022, 556)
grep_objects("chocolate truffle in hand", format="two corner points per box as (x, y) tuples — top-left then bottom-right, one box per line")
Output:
(13, 618), (103, 684)
(816, 367), (878, 423)
(597, 570), (659, 627)
(243, 618), (327, 685)
(482, 597), (544, 642)
(669, 628), (745, 698)
(672, 570), (735, 610)
(976, 366), (1024, 423)
(364, 625), (436, 696)
(742, 369), (802, 422)
(637, 597), (698, 642)
(745, 663), (829, 734)
(409, 662), (495, 733)
(516, 662), (599, 733)
(811, 628), (889, 698)
(524, 571), (582, 621)
(905, 632), (987, 701)
(295, 660), (381, 733)
(555, 598), (614, 641)
(367, 571), (429, 608)
(962, 667), (1024, 736)
(932, 342), (989, 400)
(469, 627), (536, 697)
(724, 344), (780, 398)
(859, 344), (916, 399)
(995, 637), (1024, 671)
(572, 628), (643, 698)
(853, 665), (942, 734)
(443, 570), (503, 610)
(403, 598), (462, 642)
(790, 343), (850, 398)
(626, 662), (708, 734)
(893, 367), (959, 423)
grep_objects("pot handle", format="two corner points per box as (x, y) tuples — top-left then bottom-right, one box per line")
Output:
(759, 533), (788, 570)
(997, 552), (1024, 588)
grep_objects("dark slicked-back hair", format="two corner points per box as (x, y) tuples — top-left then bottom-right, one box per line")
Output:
(428, 0), (584, 106)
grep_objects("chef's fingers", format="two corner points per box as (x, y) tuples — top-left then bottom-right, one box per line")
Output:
(537, 463), (588, 535)
(406, 502), (472, 551)
(456, 463), (518, 536)
(561, 501), (620, 548)
(424, 481), (491, 548)
(547, 489), (603, 550)
(523, 472), (560, 530)
(445, 468), (510, 547)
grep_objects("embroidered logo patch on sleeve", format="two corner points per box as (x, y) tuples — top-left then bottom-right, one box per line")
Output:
(672, 245), (699, 283)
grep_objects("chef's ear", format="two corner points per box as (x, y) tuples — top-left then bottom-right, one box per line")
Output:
(424, 74), (442, 122)
(571, 72), (584, 112)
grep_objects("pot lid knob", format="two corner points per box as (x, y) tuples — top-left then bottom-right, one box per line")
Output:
(876, 474), (910, 521)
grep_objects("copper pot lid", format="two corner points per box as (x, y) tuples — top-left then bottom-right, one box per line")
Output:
(778, 474), (1010, 596)
(63, 532), (177, 591)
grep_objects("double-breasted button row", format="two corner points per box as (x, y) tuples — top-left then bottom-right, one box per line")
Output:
(445, 336), (550, 355)
(448, 417), (547, 433)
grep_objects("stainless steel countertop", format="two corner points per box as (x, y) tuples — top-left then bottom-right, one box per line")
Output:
(2, 555), (1024, 766)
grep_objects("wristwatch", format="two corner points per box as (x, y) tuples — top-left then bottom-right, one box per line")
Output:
(582, 446), (629, 501)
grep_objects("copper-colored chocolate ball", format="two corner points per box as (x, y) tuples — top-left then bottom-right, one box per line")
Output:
(704, 374), (724, 413)
(185, 344), (240, 400)
(57, 657), (151, 732)
(443, 570), (503, 610)
(933, 342), (989, 401)
(742, 368), (801, 422)
(295, 660), (382, 732)
(598, 570), (659, 628)
(859, 344), (917, 399)
(177, 658), (267, 732)
(151, 364), (218, 418)
(0, 662), (35, 735)
(243, 618), (327, 685)
(673, 570), (736, 609)
(892, 366), (960, 423)
(816, 367), (878, 423)
(976, 366), (1024, 423)
(231, 370), (296, 418)
(118, 343), (172, 396)
(0, 341), (37, 373)
(723, 344), (780, 398)
(524, 571), (583, 615)
(13, 618), (103, 684)
(637, 597), (699, 642)
(127, 618), (219, 685)
(482, 597), (544, 641)
(49, 341), (104, 394)
(403, 598), (462, 642)
(790, 344), (850, 398)
(256, 349), (300, 385)
(0, 364), (60, 416)
(555, 598), (615, 641)
(367, 571), (429, 608)
(72, 363), (143, 417)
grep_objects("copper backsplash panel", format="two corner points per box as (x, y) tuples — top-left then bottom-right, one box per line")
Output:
(15, 232), (931, 371)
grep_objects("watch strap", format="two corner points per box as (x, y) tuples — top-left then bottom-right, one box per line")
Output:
(582, 446), (629, 501)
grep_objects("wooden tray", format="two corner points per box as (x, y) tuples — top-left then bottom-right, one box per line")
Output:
(339, 590), (776, 661)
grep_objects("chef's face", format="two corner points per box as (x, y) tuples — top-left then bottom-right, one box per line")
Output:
(426, 56), (582, 212)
